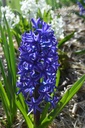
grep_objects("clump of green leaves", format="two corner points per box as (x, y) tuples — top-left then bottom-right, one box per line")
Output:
(0, 17), (27, 127)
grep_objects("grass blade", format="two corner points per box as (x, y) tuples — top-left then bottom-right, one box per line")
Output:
(74, 49), (85, 55)
(58, 31), (75, 48)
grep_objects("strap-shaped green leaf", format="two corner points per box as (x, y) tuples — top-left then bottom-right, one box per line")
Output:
(0, 60), (7, 85)
(0, 82), (12, 125)
(56, 68), (60, 87)
(15, 99), (33, 128)
(0, 24), (11, 70)
(0, 60), (11, 101)
(0, 17), (17, 124)
(74, 49), (85, 55)
(40, 103), (50, 122)
(58, 31), (75, 48)
(17, 92), (28, 112)
(4, 16), (16, 86)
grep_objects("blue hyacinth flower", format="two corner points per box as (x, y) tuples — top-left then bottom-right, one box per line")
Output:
(17, 18), (59, 114)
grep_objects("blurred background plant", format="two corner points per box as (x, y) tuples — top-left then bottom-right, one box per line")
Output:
(0, 0), (65, 44)
(71, 0), (85, 55)
(76, 0), (85, 17)
(0, 0), (77, 9)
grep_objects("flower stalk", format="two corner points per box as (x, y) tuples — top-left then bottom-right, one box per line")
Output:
(34, 82), (40, 126)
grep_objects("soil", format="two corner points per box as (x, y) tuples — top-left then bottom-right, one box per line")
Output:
(0, 4), (85, 128)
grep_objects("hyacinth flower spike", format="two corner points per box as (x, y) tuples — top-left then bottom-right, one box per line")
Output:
(17, 18), (59, 127)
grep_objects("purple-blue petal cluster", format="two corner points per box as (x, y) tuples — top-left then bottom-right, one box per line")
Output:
(17, 18), (59, 114)
(77, 1), (85, 15)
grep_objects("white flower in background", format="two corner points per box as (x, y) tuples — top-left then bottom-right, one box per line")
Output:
(56, 0), (59, 3)
(51, 14), (64, 39)
(20, 0), (38, 20)
(20, 0), (64, 39)
(20, 0), (52, 20)
(1, 6), (20, 28)
(37, 0), (51, 15)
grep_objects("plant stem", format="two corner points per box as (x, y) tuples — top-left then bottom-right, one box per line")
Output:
(34, 110), (40, 127)
(34, 84), (40, 127)
(2, 0), (7, 6)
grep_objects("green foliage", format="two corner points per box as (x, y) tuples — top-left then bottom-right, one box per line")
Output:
(7, 0), (21, 11)
(0, 82), (12, 126)
(58, 31), (75, 48)
(0, 0), (2, 6)
(37, 8), (52, 23)
(58, 31), (75, 70)
(46, 0), (59, 9)
(0, 17), (28, 127)
(0, 17), (17, 127)
(16, 97), (33, 128)
(74, 49), (85, 55)
(56, 68), (60, 87)
(46, 0), (76, 9)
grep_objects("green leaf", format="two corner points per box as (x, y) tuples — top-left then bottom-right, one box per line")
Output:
(0, 60), (11, 101)
(7, 0), (21, 11)
(74, 49), (85, 55)
(0, 82), (12, 125)
(4, 17), (16, 85)
(17, 91), (28, 112)
(0, 38), (2, 43)
(15, 99), (33, 128)
(0, 25), (13, 101)
(38, 74), (85, 128)
(0, 24), (11, 70)
(40, 103), (50, 122)
(56, 68), (60, 87)
(58, 31), (75, 48)
(0, 59), (7, 85)
(0, 17), (17, 123)
(46, 0), (56, 9)
(37, 8), (43, 18)
(11, 29), (21, 47)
